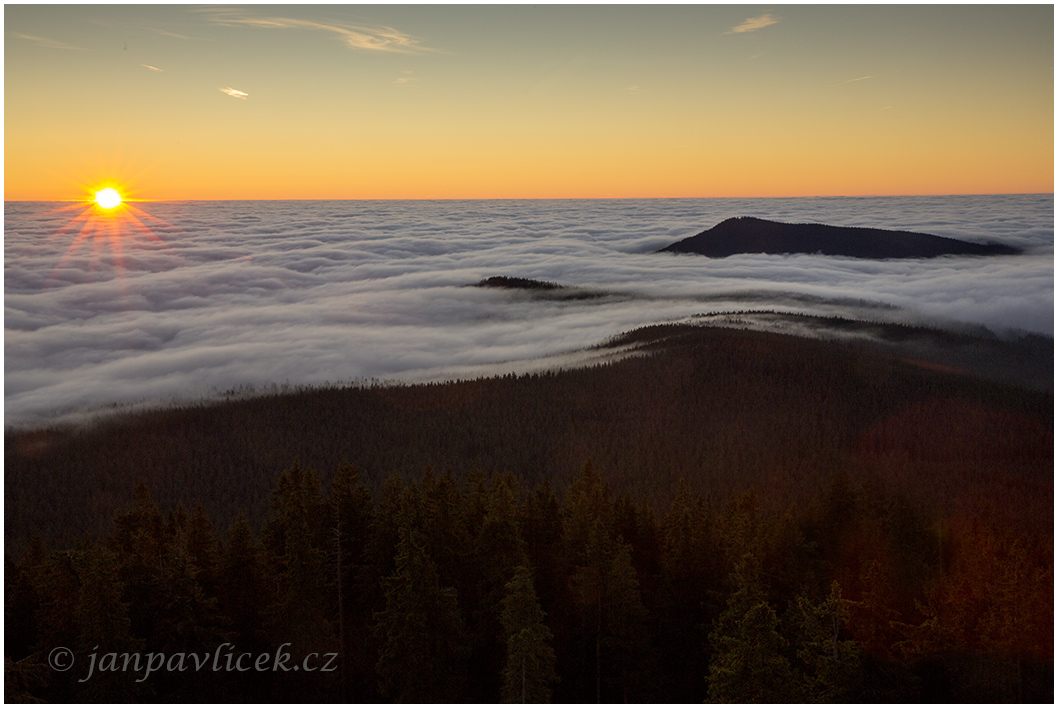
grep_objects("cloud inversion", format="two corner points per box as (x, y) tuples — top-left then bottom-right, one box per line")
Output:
(4, 196), (1051, 427)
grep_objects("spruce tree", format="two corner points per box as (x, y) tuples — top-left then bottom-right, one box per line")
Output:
(329, 462), (375, 701)
(218, 512), (270, 701)
(500, 565), (558, 703)
(219, 511), (266, 644)
(75, 544), (139, 702)
(656, 479), (714, 701)
(261, 462), (336, 700)
(373, 523), (469, 702)
(467, 475), (528, 701)
(184, 504), (220, 599)
(519, 477), (566, 617)
(564, 461), (649, 702)
(707, 553), (794, 703)
(109, 480), (165, 644)
(791, 581), (862, 702)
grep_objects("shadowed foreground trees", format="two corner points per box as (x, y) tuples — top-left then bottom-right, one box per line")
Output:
(4, 456), (1051, 703)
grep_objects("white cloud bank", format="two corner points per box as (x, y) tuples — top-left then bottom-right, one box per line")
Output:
(4, 195), (1052, 426)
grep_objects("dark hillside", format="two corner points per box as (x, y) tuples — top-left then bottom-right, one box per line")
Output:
(5, 319), (1051, 703)
(6, 320), (1049, 549)
(659, 216), (1021, 258)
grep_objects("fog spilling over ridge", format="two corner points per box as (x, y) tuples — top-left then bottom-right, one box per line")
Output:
(5, 195), (1052, 426)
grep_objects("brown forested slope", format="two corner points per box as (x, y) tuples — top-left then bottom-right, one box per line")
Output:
(5, 320), (1050, 549)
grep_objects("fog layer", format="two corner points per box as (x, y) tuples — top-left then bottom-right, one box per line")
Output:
(5, 195), (1052, 426)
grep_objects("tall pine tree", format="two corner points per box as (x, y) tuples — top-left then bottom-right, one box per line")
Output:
(707, 553), (795, 703)
(500, 565), (558, 703)
(564, 461), (649, 702)
(373, 521), (469, 702)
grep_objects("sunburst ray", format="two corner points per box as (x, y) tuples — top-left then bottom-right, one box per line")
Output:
(42, 184), (185, 288)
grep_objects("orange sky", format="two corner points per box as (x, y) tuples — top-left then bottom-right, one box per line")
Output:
(5, 5), (1053, 200)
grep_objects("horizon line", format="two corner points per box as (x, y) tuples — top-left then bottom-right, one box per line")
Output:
(6, 191), (1054, 203)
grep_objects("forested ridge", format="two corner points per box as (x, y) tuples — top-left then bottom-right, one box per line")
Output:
(5, 323), (1053, 702)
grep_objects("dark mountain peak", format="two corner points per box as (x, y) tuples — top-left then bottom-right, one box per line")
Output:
(659, 216), (1021, 259)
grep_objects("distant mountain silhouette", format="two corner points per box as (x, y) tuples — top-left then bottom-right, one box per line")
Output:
(659, 216), (1021, 259)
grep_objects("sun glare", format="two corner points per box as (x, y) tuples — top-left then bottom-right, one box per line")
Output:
(38, 179), (182, 288)
(94, 187), (123, 209)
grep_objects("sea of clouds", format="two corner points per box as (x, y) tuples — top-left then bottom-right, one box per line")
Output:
(4, 195), (1052, 426)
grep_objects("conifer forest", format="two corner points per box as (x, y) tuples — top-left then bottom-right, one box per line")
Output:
(5, 323), (1053, 702)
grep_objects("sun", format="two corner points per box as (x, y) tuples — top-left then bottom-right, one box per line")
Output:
(94, 187), (123, 210)
(35, 179), (183, 287)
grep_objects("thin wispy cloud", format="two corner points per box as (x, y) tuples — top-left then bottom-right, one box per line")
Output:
(394, 70), (419, 86)
(144, 27), (196, 41)
(12, 33), (86, 50)
(845, 75), (873, 83)
(200, 8), (434, 54)
(220, 87), (248, 99)
(726, 14), (780, 34)
(142, 64), (163, 72)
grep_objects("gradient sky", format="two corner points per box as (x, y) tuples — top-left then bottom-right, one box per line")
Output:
(5, 4), (1054, 200)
